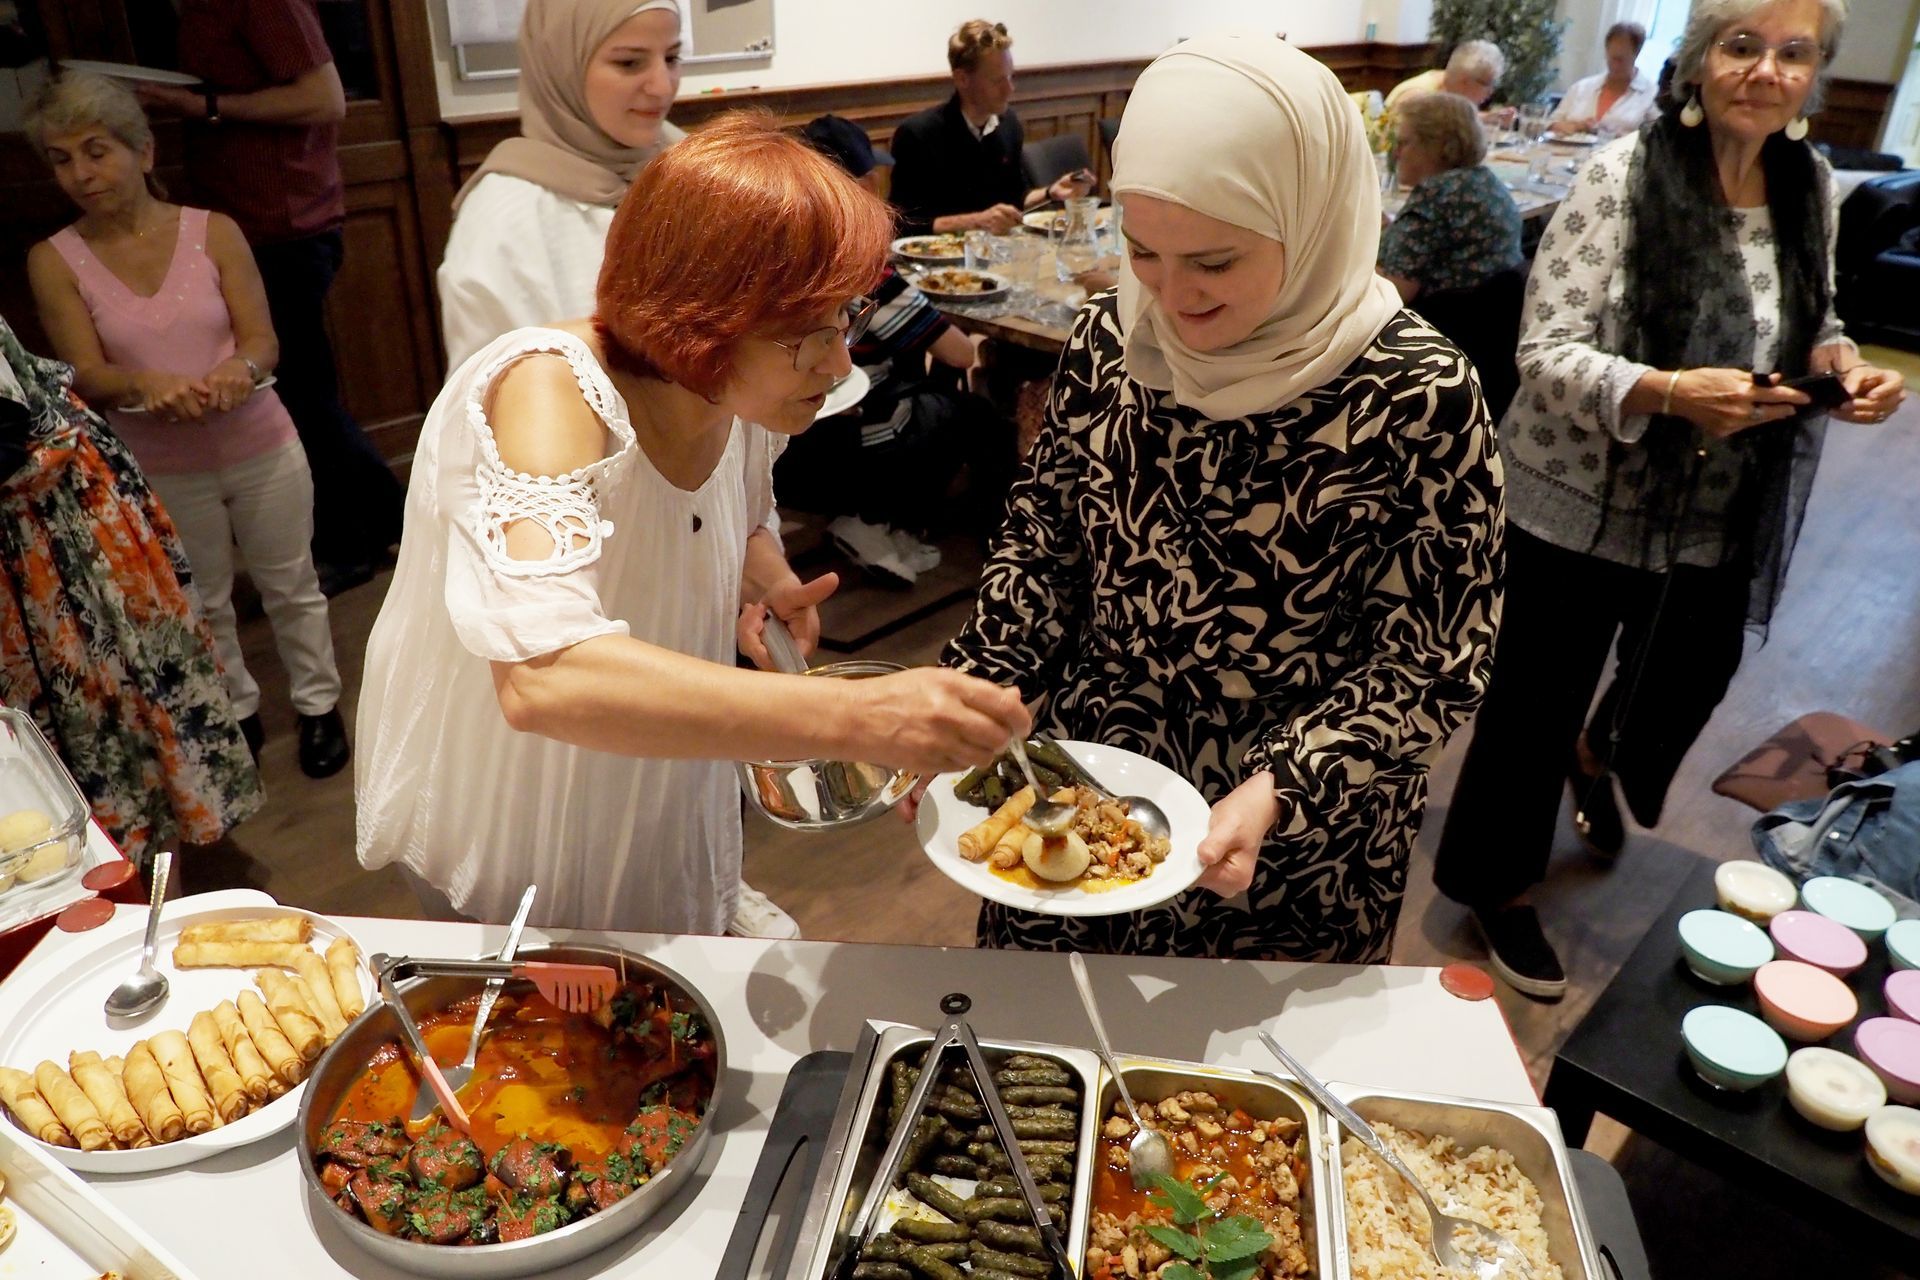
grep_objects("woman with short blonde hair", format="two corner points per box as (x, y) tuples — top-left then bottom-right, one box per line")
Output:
(1377, 92), (1520, 302)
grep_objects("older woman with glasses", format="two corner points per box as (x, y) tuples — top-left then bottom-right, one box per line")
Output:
(1433, 0), (1903, 1001)
(356, 115), (1028, 932)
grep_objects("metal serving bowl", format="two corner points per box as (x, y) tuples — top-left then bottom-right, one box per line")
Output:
(737, 660), (918, 831)
(296, 943), (727, 1279)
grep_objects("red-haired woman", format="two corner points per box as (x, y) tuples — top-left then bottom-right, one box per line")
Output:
(355, 115), (1027, 933)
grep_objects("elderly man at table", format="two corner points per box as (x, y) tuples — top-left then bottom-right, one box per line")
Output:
(888, 18), (1094, 236)
(776, 114), (1016, 586)
(1552, 22), (1661, 138)
(1387, 39), (1507, 113)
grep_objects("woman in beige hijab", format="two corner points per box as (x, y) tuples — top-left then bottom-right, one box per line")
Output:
(936, 34), (1505, 962)
(437, 0), (686, 371)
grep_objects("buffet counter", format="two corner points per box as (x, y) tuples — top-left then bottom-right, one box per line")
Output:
(10, 895), (1535, 1279)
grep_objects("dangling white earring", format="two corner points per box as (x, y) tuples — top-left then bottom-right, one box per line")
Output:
(1680, 95), (1705, 127)
(1785, 115), (1809, 141)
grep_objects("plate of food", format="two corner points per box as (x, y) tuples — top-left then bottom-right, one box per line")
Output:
(0, 889), (374, 1172)
(816, 365), (870, 420)
(1547, 130), (1600, 146)
(916, 739), (1208, 916)
(912, 268), (1011, 302)
(890, 234), (968, 264)
(1022, 205), (1114, 234)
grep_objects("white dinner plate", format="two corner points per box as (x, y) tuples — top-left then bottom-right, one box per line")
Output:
(58, 59), (202, 87)
(912, 269), (1011, 303)
(1021, 205), (1113, 234)
(1548, 131), (1600, 146)
(816, 365), (871, 420)
(916, 740), (1209, 917)
(0, 888), (374, 1173)
(115, 375), (276, 415)
(890, 235), (968, 265)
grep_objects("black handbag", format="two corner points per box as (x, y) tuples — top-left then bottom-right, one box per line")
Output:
(0, 396), (34, 488)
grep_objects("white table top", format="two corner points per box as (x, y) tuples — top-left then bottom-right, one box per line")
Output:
(16, 898), (1534, 1279)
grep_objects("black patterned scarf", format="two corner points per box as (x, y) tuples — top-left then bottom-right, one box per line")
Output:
(1605, 110), (1831, 627)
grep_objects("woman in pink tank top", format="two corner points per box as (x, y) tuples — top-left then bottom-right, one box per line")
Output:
(25, 72), (351, 781)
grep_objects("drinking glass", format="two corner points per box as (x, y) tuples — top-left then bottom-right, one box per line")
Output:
(964, 229), (996, 272)
(1053, 197), (1102, 284)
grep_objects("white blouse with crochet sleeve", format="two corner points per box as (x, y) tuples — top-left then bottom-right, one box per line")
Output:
(353, 327), (782, 932)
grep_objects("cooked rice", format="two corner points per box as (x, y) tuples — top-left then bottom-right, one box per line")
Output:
(1342, 1122), (1564, 1280)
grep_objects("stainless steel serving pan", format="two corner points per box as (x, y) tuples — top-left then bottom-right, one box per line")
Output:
(295, 943), (727, 1279)
(1091, 1056), (1340, 1280)
(792, 1021), (1102, 1280)
(1320, 1083), (1602, 1280)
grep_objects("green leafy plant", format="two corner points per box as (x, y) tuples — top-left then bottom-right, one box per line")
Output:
(1430, 0), (1569, 107)
(1142, 1172), (1273, 1280)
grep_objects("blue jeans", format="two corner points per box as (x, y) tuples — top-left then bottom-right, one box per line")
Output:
(1751, 759), (1920, 914)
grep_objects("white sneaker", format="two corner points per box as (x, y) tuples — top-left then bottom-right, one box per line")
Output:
(828, 516), (917, 587)
(887, 527), (942, 575)
(730, 882), (801, 940)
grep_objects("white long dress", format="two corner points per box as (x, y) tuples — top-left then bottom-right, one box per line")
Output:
(354, 327), (781, 931)
(437, 174), (615, 373)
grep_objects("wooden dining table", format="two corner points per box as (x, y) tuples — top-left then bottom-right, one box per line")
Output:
(907, 231), (1110, 358)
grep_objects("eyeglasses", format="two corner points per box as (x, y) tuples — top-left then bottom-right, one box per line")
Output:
(769, 296), (875, 371)
(1713, 33), (1823, 78)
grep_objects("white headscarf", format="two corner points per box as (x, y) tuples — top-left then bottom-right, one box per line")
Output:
(1112, 34), (1403, 419)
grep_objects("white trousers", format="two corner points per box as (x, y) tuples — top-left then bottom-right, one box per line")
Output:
(148, 441), (342, 719)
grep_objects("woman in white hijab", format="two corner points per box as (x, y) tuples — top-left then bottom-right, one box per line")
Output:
(437, 0), (685, 371)
(937, 34), (1505, 961)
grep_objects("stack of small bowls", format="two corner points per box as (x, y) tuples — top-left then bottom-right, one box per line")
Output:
(1680, 862), (1920, 1196)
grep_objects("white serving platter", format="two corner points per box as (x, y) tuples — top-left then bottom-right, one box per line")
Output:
(57, 59), (201, 87)
(0, 888), (373, 1173)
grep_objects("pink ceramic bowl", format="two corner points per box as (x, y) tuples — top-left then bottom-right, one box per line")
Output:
(1888, 970), (1920, 1025)
(1770, 909), (1869, 977)
(1856, 1017), (1920, 1105)
(1755, 960), (1859, 1042)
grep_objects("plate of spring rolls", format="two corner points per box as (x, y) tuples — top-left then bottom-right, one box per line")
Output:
(0, 888), (374, 1172)
(915, 739), (1209, 917)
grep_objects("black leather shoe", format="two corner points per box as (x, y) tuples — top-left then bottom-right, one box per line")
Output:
(1568, 762), (1625, 861)
(238, 713), (265, 764)
(297, 709), (350, 779)
(1472, 905), (1568, 1001)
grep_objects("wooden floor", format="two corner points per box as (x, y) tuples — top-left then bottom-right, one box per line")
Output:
(206, 346), (1920, 1278)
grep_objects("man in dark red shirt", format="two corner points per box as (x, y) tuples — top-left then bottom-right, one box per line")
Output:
(137, 0), (403, 600)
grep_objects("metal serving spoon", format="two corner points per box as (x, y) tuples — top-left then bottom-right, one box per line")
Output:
(411, 884), (536, 1121)
(1008, 738), (1078, 836)
(1034, 733), (1172, 843)
(1256, 1030), (1534, 1280)
(105, 851), (172, 1020)
(1069, 951), (1174, 1187)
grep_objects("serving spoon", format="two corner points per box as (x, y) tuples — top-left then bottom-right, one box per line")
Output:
(1068, 951), (1174, 1187)
(1008, 738), (1078, 836)
(1256, 1030), (1534, 1280)
(410, 884), (536, 1122)
(104, 850), (171, 1021)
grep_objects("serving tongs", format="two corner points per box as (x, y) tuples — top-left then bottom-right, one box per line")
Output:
(369, 953), (622, 1138)
(829, 993), (1076, 1280)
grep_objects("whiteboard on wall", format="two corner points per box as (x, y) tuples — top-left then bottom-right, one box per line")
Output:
(446, 0), (773, 78)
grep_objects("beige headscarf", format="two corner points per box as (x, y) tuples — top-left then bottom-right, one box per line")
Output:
(453, 0), (687, 213)
(1112, 34), (1403, 419)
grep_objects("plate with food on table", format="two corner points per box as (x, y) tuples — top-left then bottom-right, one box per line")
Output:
(889, 234), (969, 265)
(911, 268), (1011, 302)
(0, 888), (375, 1172)
(916, 739), (1208, 916)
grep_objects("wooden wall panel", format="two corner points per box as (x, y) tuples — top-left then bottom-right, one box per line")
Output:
(1813, 78), (1898, 152)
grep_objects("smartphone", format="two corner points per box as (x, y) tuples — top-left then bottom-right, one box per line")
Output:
(1770, 372), (1849, 411)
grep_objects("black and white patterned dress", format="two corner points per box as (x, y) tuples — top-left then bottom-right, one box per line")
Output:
(943, 295), (1504, 962)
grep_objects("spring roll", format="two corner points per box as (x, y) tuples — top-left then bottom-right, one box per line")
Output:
(325, 937), (366, 1019)
(0, 1066), (74, 1147)
(292, 950), (348, 1040)
(171, 940), (313, 969)
(32, 1061), (110, 1151)
(178, 914), (311, 945)
(121, 1042), (185, 1142)
(147, 1031), (217, 1134)
(211, 1000), (275, 1104)
(98, 1054), (150, 1144)
(238, 990), (304, 1086)
(989, 820), (1033, 870)
(255, 969), (325, 1062)
(958, 785), (1036, 860)
(69, 1051), (145, 1146)
(187, 1012), (250, 1124)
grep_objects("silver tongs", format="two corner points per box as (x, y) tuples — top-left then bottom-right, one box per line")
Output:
(830, 993), (1075, 1280)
